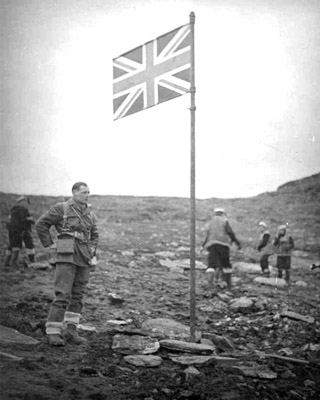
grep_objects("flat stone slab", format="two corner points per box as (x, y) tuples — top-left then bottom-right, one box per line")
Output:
(112, 334), (160, 355)
(124, 355), (162, 367)
(155, 251), (176, 259)
(159, 259), (207, 272)
(160, 339), (215, 354)
(253, 277), (287, 287)
(0, 325), (40, 349)
(141, 318), (201, 341)
(233, 262), (261, 274)
(170, 355), (238, 366)
(280, 311), (315, 324)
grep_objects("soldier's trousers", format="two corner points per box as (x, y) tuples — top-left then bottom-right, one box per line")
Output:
(47, 262), (90, 322)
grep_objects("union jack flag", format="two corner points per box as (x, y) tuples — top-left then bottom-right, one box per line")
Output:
(113, 24), (191, 120)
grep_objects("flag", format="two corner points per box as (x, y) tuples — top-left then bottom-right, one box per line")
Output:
(113, 24), (191, 120)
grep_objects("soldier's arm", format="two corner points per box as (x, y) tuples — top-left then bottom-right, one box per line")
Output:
(36, 203), (63, 248)
(225, 221), (241, 248)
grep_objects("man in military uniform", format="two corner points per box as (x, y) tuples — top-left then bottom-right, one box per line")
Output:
(36, 182), (99, 346)
(4, 196), (35, 267)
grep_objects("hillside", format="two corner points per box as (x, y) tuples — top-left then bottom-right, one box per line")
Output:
(1, 172), (320, 262)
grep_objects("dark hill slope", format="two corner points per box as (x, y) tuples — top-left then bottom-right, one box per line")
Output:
(1, 173), (319, 261)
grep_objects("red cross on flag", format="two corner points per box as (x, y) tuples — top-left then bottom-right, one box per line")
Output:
(113, 24), (191, 120)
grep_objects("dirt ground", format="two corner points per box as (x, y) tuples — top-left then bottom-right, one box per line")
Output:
(1, 216), (320, 399)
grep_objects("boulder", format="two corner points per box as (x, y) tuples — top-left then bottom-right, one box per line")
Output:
(229, 297), (254, 312)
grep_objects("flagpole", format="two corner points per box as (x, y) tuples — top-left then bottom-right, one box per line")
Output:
(189, 11), (196, 342)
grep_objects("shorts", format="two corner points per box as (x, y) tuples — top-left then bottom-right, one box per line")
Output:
(207, 243), (231, 271)
(276, 256), (291, 270)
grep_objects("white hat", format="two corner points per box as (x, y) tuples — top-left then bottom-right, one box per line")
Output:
(214, 207), (225, 214)
(17, 196), (30, 204)
(278, 224), (287, 231)
(258, 221), (267, 228)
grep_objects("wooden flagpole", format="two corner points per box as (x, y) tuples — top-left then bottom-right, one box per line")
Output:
(189, 11), (196, 342)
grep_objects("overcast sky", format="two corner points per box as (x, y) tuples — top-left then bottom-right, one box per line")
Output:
(1, 0), (319, 199)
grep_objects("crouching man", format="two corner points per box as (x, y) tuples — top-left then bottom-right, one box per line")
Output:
(36, 182), (98, 347)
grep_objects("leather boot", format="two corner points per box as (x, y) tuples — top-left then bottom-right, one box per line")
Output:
(64, 324), (87, 345)
(10, 249), (20, 268)
(47, 334), (65, 347)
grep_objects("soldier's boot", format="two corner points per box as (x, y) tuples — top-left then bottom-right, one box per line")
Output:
(27, 249), (35, 263)
(64, 324), (87, 345)
(64, 312), (87, 345)
(46, 322), (65, 347)
(10, 248), (20, 268)
(4, 250), (12, 267)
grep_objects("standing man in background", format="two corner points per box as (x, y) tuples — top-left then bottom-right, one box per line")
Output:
(202, 207), (241, 290)
(257, 221), (274, 277)
(274, 224), (294, 285)
(4, 196), (35, 268)
(36, 182), (98, 347)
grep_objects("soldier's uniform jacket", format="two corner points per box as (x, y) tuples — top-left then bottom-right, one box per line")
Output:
(36, 198), (98, 267)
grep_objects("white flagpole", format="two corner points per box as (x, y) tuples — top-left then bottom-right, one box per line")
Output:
(189, 11), (196, 342)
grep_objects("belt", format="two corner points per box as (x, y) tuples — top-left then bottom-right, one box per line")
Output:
(60, 231), (87, 242)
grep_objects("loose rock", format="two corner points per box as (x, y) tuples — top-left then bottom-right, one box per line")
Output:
(124, 355), (162, 367)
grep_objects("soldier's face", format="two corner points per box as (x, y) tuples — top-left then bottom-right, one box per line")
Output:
(74, 185), (90, 204)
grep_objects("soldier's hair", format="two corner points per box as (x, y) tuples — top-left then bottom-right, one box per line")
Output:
(72, 182), (88, 193)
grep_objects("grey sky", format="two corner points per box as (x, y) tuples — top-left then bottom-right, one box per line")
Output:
(1, 0), (319, 198)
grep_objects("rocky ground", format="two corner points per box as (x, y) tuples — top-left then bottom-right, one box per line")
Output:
(1, 183), (320, 400)
(1, 234), (320, 400)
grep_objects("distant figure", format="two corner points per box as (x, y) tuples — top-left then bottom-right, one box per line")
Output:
(202, 207), (241, 290)
(256, 221), (274, 277)
(274, 224), (294, 285)
(4, 196), (35, 268)
(36, 182), (99, 347)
